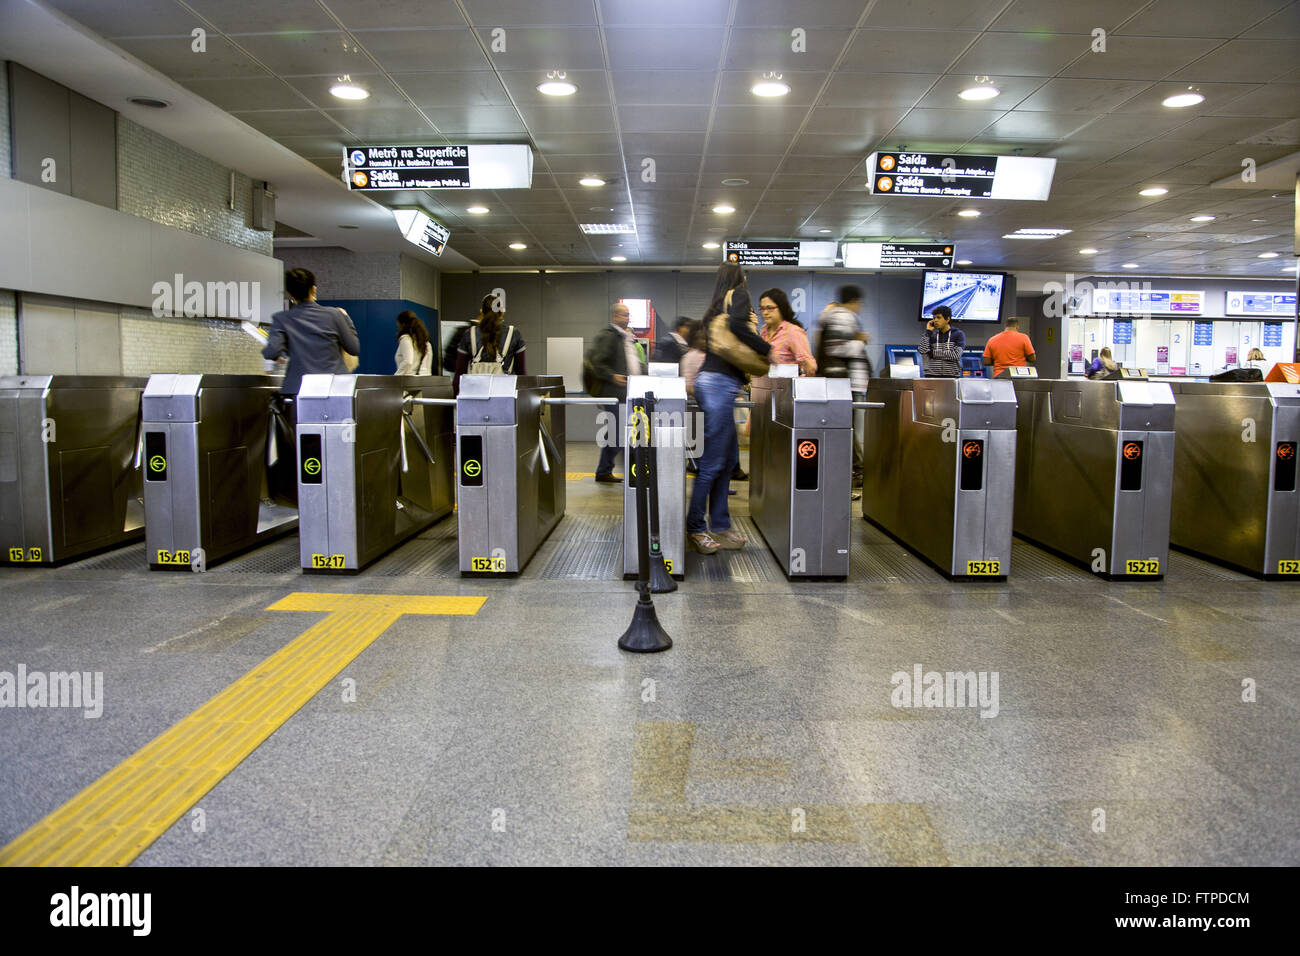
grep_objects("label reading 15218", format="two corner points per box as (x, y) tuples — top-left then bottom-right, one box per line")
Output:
(966, 560), (1000, 576)
(1125, 559), (1160, 575)
(471, 556), (506, 572)
(156, 549), (191, 565)
(311, 554), (346, 570)
(1278, 560), (1300, 575)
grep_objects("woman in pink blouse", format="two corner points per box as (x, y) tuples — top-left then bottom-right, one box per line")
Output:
(758, 289), (816, 374)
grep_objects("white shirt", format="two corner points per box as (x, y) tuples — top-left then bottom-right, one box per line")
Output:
(395, 334), (432, 375)
(617, 323), (643, 377)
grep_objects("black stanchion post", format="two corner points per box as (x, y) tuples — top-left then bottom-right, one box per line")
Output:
(643, 392), (677, 593)
(618, 398), (673, 653)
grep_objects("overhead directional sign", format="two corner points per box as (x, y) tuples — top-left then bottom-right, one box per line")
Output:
(842, 242), (955, 270)
(866, 152), (1055, 201)
(345, 144), (533, 190)
(393, 209), (450, 256)
(1225, 291), (1297, 317)
(723, 240), (837, 267)
(1093, 289), (1204, 315)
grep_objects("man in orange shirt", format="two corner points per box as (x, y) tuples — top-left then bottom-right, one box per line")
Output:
(983, 317), (1036, 378)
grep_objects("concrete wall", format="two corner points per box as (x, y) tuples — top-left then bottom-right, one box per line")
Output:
(0, 291), (16, 375)
(400, 253), (439, 308)
(120, 307), (264, 376)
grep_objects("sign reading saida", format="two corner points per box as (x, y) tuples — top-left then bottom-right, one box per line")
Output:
(866, 151), (1055, 201)
(345, 144), (533, 190)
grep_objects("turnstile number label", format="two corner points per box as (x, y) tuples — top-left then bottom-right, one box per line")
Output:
(156, 549), (191, 566)
(795, 438), (819, 490)
(1120, 440), (1144, 491)
(1276, 442), (1297, 493)
(144, 432), (167, 481)
(1125, 559), (1160, 575)
(966, 560), (1000, 576)
(1278, 560), (1300, 575)
(959, 440), (984, 491)
(7, 547), (42, 563)
(311, 554), (346, 570)
(460, 435), (484, 487)
(471, 556), (506, 572)
(663, 559), (673, 574)
(6, 548), (21, 562)
(300, 434), (323, 484)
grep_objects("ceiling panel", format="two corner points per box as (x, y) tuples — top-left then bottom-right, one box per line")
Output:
(1116, 0), (1291, 38)
(950, 32), (1092, 77)
(989, 0), (1151, 34)
(192, 0), (339, 33)
(1059, 36), (1223, 80)
(602, 28), (727, 70)
(862, 0), (1010, 31)
(723, 28), (850, 71)
(841, 30), (977, 73)
(321, 0), (465, 30)
(113, 35), (269, 78)
(1170, 40), (1300, 83)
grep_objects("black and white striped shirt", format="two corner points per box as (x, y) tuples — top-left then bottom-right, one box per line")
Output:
(919, 328), (966, 378)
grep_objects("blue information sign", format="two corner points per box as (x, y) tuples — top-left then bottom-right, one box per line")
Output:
(1263, 322), (1284, 347)
(1193, 321), (1213, 347)
(1112, 319), (1133, 345)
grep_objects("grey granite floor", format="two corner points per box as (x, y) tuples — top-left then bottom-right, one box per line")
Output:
(1, 443), (1297, 866)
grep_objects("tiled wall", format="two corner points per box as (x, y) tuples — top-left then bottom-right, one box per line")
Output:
(0, 291), (17, 375)
(117, 118), (272, 257)
(278, 247), (401, 299)
(120, 307), (265, 376)
(0, 62), (11, 178)
(400, 253), (439, 308)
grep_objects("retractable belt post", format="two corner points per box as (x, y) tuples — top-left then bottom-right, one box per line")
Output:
(641, 392), (677, 593)
(618, 396), (673, 653)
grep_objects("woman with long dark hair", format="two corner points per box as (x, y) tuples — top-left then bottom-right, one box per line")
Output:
(687, 263), (771, 554)
(454, 293), (526, 392)
(394, 310), (433, 375)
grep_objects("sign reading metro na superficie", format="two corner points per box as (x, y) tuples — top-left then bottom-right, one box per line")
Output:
(345, 144), (533, 190)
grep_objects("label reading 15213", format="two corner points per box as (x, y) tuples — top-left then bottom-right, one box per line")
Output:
(1278, 560), (1300, 575)
(471, 556), (506, 572)
(311, 554), (346, 570)
(156, 549), (191, 565)
(966, 560), (1000, 576)
(1125, 559), (1160, 575)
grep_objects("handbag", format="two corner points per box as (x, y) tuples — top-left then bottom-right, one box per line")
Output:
(707, 289), (770, 377)
(468, 325), (516, 375)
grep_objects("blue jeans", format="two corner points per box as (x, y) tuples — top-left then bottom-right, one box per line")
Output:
(687, 371), (741, 534)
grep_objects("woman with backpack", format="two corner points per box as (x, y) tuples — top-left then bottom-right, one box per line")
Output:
(454, 294), (526, 393)
(394, 310), (434, 375)
(687, 263), (771, 554)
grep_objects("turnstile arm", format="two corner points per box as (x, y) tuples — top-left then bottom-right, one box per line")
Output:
(853, 402), (885, 409)
(401, 410), (436, 466)
(405, 397), (458, 407)
(542, 396), (620, 405)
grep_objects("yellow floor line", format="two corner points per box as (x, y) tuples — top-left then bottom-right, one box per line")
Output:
(0, 592), (485, 867)
(565, 472), (596, 480)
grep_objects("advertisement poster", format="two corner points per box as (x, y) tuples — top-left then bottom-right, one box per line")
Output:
(1069, 345), (1083, 362)
(1226, 346), (1238, 365)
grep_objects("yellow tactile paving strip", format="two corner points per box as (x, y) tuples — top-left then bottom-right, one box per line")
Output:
(0, 593), (485, 867)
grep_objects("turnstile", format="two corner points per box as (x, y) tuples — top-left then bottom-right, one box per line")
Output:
(296, 374), (455, 573)
(751, 376), (854, 578)
(1013, 379), (1175, 578)
(142, 374), (297, 570)
(1168, 381), (1300, 578)
(862, 378), (1016, 579)
(456, 374), (566, 575)
(1, 375), (148, 565)
(623, 376), (687, 578)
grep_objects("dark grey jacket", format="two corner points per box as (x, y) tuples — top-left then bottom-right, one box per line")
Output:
(262, 301), (360, 394)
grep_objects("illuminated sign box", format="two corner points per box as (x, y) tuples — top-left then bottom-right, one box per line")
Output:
(345, 144), (533, 190)
(723, 240), (837, 267)
(392, 209), (450, 256)
(1225, 291), (1297, 318)
(1092, 289), (1205, 316)
(843, 242), (955, 270)
(866, 152), (1055, 201)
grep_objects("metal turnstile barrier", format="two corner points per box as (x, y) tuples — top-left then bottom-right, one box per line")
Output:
(623, 376), (687, 578)
(751, 376), (855, 578)
(455, 374), (567, 575)
(1013, 379), (1175, 578)
(862, 378), (1017, 579)
(1168, 381), (1300, 578)
(295, 374), (455, 573)
(1, 375), (148, 565)
(142, 374), (297, 570)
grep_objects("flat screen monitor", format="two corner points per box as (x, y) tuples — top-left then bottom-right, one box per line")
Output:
(618, 298), (653, 331)
(919, 270), (1007, 323)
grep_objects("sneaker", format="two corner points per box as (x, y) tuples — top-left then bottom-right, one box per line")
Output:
(594, 473), (622, 483)
(713, 528), (748, 549)
(690, 532), (721, 554)
(851, 490), (862, 501)
(731, 466), (749, 481)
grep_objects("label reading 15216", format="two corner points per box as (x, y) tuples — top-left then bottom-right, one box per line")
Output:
(966, 560), (1000, 576)
(471, 556), (506, 572)
(1278, 560), (1300, 575)
(1125, 559), (1160, 575)
(156, 549), (191, 565)
(311, 554), (346, 570)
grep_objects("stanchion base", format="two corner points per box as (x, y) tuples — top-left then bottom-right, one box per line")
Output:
(649, 557), (677, 593)
(617, 597), (673, 653)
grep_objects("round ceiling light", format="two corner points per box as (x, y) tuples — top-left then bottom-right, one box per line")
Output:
(956, 259), (973, 265)
(957, 209), (981, 218)
(1161, 87), (1204, 108)
(1189, 215), (1216, 222)
(537, 71), (577, 96)
(1139, 187), (1168, 197)
(128, 96), (170, 109)
(467, 205), (489, 214)
(818, 228), (831, 233)
(610, 255), (627, 262)
(1121, 262), (1140, 269)
(509, 242), (527, 250)
(1079, 248), (1099, 254)
(702, 242), (720, 249)
(1258, 251), (1279, 258)
(959, 76), (999, 101)
(329, 75), (369, 100)
(751, 73), (790, 97)
(721, 178), (749, 187)
(579, 176), (605, 187)
(712, 204), (736, 214)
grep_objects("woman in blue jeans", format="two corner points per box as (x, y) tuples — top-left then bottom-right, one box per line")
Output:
(688, 264), (772, 554)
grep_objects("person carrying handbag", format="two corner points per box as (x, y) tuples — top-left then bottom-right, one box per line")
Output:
(453, 294), (525, 392)
(687, 263), (772, 554)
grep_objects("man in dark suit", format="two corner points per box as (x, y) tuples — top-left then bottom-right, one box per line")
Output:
(654, 316), (693, 365)
(590, 303), (645, 483)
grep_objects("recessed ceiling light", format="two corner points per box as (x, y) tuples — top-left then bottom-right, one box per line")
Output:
(1079, 248), (1099, 254)
(1139, 187), (1168, 196)
(1258, 251), (1279, 258)
(712, 204), (735, 214)
(957, 209), (981, 218)
(1004, 228), (1072, 239)
(580, 223), (636, 234)
(1122, 263), (1140, 269)
(537, 71), (576, 96)
(1251, 218), (1267, 223)
(958, 83), (1000, 101)
(610, 255), (627, 262)
(1189, 215), (1216, 222)
(818, 228), (831, 233)
(1161, 87), (1204, 108)
(127, 96), (169, 109)
(751, 73), (790, 97)
(467, 205), (489, 214)
(579, 176), (605, 187)
(956, 259), (972, 265)
(329, 75), (369, 100)
(1283, 265), (1298, 272)
(702, 241), (721, 249)
(509, 242), (527, 250)
(721, 178), (749, 187)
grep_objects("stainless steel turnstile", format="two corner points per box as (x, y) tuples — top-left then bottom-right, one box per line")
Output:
(142, 374), (297, 570)
(296, 374), (455, 573)
(751, 377), (854, 578)
(1, 375), (147, 565)
(456, 375), (566, 575)
(1169, 381), (1300, 578)
(863, 378), (1017, 578)
(1013, 379), (1175, 578)
(623, 375), (687, 578)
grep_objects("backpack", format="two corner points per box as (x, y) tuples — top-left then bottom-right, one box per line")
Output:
(468, 325), (517, 375)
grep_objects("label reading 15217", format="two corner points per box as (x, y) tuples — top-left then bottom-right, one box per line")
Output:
(966, 560), (1000, 576)
(311, 554), (346, 570)
(156, 549), (191, 565)
(1278, 560), (1300, 575)
(471, 556), (506, 572)
(1125, 559), (1160, 575)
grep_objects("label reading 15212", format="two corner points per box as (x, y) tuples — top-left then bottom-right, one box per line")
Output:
(1278, 560), (1300, 575)
(156, 549), (191, 565)
(966, 560), (1000, 576)
(471, 556), (506, 572)
(311, 554), (346, 570)
(1125, 559), (1160, 575)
